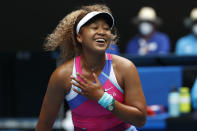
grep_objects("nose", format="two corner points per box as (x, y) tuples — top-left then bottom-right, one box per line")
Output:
(97, 27), (106, 35)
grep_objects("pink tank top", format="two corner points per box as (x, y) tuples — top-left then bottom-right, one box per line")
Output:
(65, 53), (135, 131)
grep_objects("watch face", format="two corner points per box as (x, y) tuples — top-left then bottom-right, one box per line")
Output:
(108, 105), (113, 111)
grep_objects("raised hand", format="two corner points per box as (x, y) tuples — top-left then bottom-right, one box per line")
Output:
(70, 72), (104, 101)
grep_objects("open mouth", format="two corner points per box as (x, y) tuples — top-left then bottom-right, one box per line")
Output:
(95, 38), (106, 44)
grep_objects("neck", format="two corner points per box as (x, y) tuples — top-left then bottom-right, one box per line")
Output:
(81, 51), (106, 72)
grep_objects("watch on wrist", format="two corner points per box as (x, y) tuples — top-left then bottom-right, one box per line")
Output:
(107, 98), (115, 111)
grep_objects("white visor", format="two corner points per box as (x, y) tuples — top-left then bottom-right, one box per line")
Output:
(76, 11), (114, 34)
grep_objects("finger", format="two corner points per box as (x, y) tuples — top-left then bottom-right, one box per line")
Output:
(77, 73), (90, 83)
(72, 88), (84, 95)
(93, 72), (99, 83)
(71, 76), (86, 87)
(70, 81), (85, 91)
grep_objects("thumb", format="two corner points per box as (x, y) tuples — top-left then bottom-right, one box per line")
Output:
(93, 72), (99, 83)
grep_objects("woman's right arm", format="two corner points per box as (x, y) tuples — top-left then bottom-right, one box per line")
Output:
(36, 66), (71, 131)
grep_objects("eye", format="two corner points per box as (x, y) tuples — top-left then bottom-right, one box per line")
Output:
(90, 25), (98, 30)
(104, 27), (110, 31)
(103, 25), (110, 31)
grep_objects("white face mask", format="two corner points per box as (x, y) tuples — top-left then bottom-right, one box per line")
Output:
(138, 22), (153, 36)
(192, 24), (197, 36)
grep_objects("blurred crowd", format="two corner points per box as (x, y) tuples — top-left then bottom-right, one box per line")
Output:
(107, 7), (197, 56)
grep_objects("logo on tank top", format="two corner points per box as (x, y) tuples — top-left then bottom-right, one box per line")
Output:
(104, 87), (113, 92)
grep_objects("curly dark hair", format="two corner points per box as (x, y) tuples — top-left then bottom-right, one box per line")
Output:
(44, 4), (119, 62)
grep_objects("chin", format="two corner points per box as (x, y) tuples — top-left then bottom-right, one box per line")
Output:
(93, 48), (106, 54)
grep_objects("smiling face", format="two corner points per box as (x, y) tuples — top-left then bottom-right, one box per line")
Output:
(76, 16), (112, 53)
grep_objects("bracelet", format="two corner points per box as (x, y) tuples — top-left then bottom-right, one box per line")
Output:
(98, 92), (115, 111)
(106, 98), (115, 111)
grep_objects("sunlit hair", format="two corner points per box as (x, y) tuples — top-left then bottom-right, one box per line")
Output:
(44, 4), (118, 62)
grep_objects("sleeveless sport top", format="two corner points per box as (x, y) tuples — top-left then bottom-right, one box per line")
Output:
(65, 53), (137, 131)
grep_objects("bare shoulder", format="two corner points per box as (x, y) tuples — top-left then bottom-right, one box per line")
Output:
(111, 54), (136, 71)
(49, 59), (74, 94)
(111, 54), (138, 88)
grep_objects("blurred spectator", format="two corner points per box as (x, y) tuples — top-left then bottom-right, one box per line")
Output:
(106, 44), (120, 55)
(175, 8), (197, 55)
(125, 7), (170, 55)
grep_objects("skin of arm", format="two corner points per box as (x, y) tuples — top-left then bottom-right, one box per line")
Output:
(36, 60), (73, 131)
(111, 55), (147, 127)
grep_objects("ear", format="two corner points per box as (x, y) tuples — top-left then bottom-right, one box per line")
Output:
(76, 34), (83, 43)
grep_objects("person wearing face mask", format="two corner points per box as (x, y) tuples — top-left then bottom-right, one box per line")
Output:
(125, 7), (170, 55)
(175, 8), (197, 55)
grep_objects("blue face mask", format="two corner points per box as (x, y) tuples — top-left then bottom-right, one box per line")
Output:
(138, 22), (153, 36)
(192, 24), (197, 36)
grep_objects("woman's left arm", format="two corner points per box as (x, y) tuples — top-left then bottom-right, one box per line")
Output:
(112, 58), (147, 127)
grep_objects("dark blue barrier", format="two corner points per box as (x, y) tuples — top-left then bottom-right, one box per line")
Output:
(138, 66), (182, 107)
(137, 66), (182, 131)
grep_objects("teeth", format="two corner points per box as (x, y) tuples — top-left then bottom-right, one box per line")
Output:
(96, 39), (105, 42)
